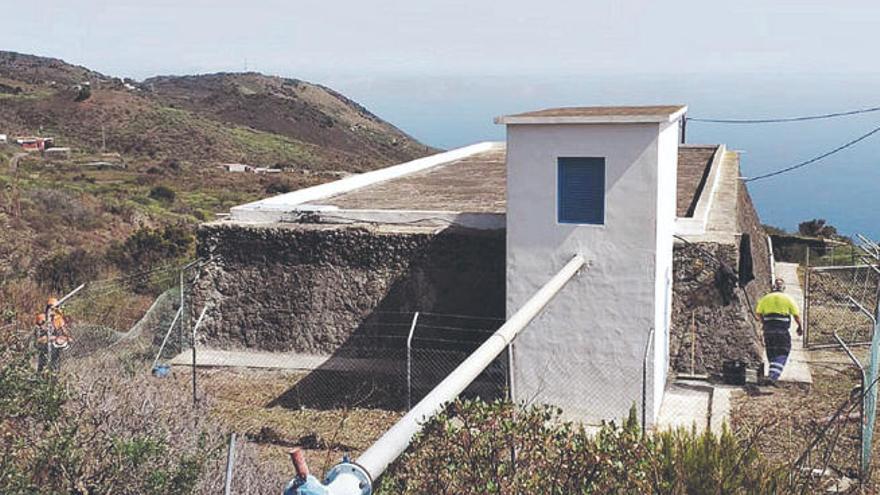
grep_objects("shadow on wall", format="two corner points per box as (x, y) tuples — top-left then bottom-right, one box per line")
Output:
(239, 226), (509, 411)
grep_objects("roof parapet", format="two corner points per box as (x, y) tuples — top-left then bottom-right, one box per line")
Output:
(496, 105), (687, 125)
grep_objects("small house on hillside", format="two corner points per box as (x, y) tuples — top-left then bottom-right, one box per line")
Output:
(16, 136), (54, 152)
(0, 134), (7, 144)
(223, 163), (254, 173)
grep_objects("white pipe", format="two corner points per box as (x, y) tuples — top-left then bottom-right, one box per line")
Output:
(355, 254), (586, 480)
(406, 312), (420, 410)
(55, 283), (86, 307)
(151, 307), (183, 370)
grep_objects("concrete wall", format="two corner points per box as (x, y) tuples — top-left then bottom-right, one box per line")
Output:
(653, 123), (678, 419)
(193, 222), (505, 353)
(506, 122), (675, 424)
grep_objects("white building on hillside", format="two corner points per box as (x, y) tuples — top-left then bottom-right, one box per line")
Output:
(498, 106), (685, 423)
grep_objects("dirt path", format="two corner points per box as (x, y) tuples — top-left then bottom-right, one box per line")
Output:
(777, 261), (813, 385)
(9, 152), (27, 172)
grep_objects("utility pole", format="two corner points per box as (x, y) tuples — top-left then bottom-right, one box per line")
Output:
(101, 125), (106, 152)
(680, 116), (687, 144)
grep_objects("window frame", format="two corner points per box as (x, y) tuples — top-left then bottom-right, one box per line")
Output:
(556, 156), (607, 226)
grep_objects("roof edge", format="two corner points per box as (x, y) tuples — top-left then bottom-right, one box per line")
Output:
(495, 106), (687, 125)
(229, 141), (503, 222)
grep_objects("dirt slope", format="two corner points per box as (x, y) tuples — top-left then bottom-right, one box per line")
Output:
(0, 51), (433, 171)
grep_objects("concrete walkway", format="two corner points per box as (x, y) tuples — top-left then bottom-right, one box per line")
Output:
(169, 348), (400, 375)
(655, 380), (734, 435)
(775, 262), (813, 385)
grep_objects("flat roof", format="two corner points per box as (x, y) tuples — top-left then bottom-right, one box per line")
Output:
(496, 105), (687, 125)
(321, 145), (506, 213)
(231, 141), (720, 228)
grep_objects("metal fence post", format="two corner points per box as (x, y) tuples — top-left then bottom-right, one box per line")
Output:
(406, 312), (420, 410)
(179, 267), (185, 350)
(191, 305), (209, 405)
(804, 266), (812, 348)
(224, 432), (237, 495)
(833, 332), (866, 480)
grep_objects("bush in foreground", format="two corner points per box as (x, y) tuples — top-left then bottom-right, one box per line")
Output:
(0, 334), (222, 494)
(378, 399), (787, 495)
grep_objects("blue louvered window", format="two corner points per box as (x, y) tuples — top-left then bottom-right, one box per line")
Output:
(557, 157), (605, 224)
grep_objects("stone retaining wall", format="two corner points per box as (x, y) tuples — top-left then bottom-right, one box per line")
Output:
(192, 222), (505, 353)
(195, 182), (770, 377)
(668, 183), (770, 376)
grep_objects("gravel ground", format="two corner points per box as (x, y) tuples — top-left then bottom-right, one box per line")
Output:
(731, 348), (879, 492)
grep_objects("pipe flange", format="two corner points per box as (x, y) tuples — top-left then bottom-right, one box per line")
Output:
(324, 461), (372, 495)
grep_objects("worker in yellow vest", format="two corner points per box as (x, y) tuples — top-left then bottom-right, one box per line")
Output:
(755, 278), (802, 385)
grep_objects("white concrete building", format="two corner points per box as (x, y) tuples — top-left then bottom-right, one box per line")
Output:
(498, 106), (685, 424)
(208, 104), (769, 428)
(223, 163), (254, 173)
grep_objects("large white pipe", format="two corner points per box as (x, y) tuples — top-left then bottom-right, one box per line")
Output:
(355, 254), (586, 479)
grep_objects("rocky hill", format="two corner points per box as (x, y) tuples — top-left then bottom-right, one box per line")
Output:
(0, 51), (432, 171)
(0, 51), (435, 318)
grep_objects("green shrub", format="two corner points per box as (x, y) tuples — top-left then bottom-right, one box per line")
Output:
(109, 225), (193, 269)
(0, 335), (221, 494)
(35, 248), (105, 293)
(107, 225), (193, 293)
(26, 188), (102, 231)
(74, 84), (91, 102)
(264, 179), (292, 194)
(377, 399), (788, 495)
(149, 185), (176, 203)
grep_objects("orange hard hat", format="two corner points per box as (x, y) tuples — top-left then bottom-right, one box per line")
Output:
(35, 313), (46, 324)
(47, 297), (59, 307)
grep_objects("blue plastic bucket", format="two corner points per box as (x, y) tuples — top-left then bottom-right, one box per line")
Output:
(152, 364), (171, 378)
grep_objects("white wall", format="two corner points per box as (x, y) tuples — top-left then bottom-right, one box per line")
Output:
(507, 122), (674, 425)
(653, 122), (679, 420)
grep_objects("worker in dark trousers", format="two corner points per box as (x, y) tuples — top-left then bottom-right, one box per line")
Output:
(755, 278), (802, 386)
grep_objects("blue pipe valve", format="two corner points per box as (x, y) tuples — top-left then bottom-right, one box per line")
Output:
(283, 450), (371, 495)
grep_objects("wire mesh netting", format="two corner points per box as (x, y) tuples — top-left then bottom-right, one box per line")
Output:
(805, 265), (879, 348)
(9, 261), (186, 376)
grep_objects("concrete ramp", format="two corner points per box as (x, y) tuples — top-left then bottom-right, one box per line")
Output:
(170, 348), (400, 375)
(655, 380), (734, 435)
(775, 262), (813, 385)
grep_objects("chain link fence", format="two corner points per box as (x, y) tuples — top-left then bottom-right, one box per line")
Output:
(788, 237), (880, 489)
(805, 265), (879, 348)
(170, 306), (508, 412)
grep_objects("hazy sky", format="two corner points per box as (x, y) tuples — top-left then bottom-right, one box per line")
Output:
(3, 1), (880, 236)
(3, 0), (880, 80)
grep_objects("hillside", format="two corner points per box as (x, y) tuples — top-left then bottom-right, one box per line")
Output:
(0, 51), (431, 171)
(0, 51), (434, 321)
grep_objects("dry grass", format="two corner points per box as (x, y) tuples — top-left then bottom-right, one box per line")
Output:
(195, 367), (403, 476)
(731, 348), (880, 490)
(10, 288), (407, 492)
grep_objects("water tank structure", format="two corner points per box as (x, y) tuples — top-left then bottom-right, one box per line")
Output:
(497, 105), (686, 425)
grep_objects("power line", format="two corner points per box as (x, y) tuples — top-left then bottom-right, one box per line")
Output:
(688, 104), (880, 124)
(744, 124), (880, 182)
